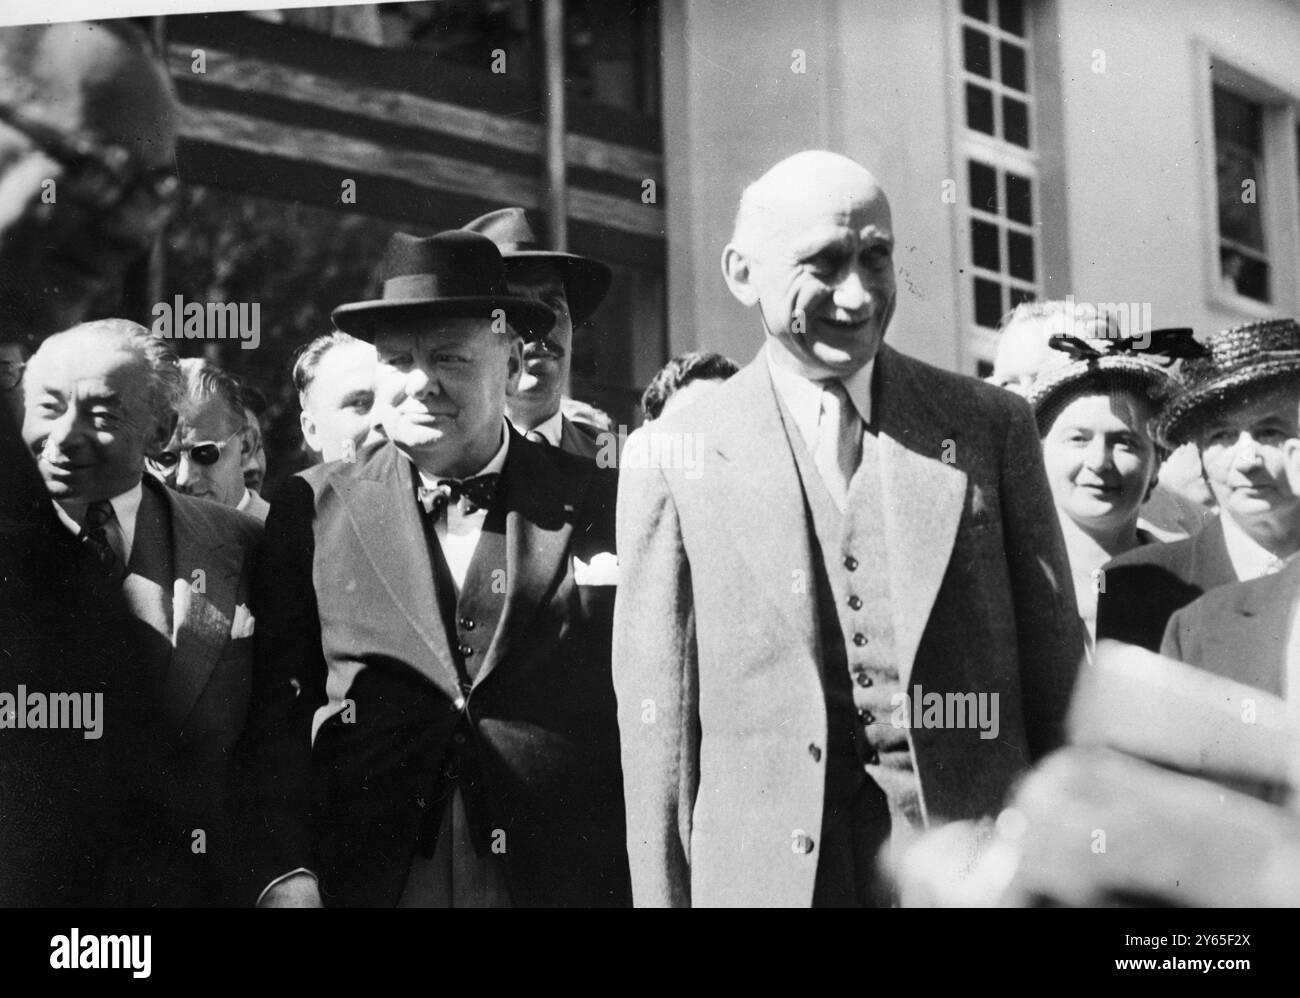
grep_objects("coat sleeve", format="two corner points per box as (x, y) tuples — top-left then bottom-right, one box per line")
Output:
(611, 444), (699, 908)
(997, 396), (1086, 759)
(236, 475), (329, 902)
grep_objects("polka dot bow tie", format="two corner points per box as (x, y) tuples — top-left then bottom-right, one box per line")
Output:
(417, 474), (500, 516)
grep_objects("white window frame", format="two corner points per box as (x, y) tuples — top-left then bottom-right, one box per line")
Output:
(1194, 44), (1300, 320)
(950, 0), (1044, 373)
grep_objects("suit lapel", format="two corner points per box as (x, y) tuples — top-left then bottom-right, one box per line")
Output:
(710, 359), (819, 658)
(156, 483), (242, 726)
(337, 444), (464, 697)
(121, 483), (173, 677)
(559, 416), (601, 460)
(473, 432), (578, 686)
(872, 347), (968, 686)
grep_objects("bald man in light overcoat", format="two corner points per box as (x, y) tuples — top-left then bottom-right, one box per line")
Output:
(611, 151), (1083, 907)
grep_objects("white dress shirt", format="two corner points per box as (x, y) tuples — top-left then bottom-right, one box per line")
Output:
(1220, 511), (1295, 581)
(415, 424), (510, 593)
(518, 409), (564, 447)
(53, 481), (144, 566)
(765, 340), (874, 452)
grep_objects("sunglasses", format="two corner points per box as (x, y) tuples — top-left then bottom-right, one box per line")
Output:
(150, 430), (242, 471)
(0, 102), (180, 229)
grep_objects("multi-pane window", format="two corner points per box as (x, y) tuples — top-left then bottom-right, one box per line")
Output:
(959, 0), (1040, 367)
(1213, 87), (1270, 302)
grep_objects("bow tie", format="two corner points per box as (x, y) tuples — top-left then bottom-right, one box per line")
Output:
(418, 474), (500, 516)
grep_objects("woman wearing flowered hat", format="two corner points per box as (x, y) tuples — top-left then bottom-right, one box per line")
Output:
(1022, 331), (1184, 647)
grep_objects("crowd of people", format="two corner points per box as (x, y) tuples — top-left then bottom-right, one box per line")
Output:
(2, 18), (1299, 909)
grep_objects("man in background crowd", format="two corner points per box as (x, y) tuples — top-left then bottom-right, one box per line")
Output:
(464, 207), (612, 459)
(640, 351), (740, 422)
(157, 357), (269, 522)
(291, 329), (382, 464)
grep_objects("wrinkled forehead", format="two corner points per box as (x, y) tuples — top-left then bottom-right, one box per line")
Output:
(176, 396), (241, 442)
(750, 182), (892, 251)
(30, 338), (142, 389)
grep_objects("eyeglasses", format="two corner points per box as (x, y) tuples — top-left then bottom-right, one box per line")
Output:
(150, 430), (242, 471)
(0, 101), (180, 228)
(0, 361), (25, 392)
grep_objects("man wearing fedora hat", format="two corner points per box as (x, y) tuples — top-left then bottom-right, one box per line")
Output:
(241, 229), (630, 907)
(462, 206), (612, 459)
(1098, 319), (1300, 652)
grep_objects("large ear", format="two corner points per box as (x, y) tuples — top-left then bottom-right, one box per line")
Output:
(721, 243), (759, 307)
(299, 409), (321, 455)
(503, 334), (524, 397)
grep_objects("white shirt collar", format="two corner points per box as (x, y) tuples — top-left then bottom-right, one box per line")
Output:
(413, 422), (511, 491)
(53, 480), (144, 565)
(765, 340), (874, 452)
(1220, 511), (1295, 580)
(519, 409), (564, 447)
(236, 488), (253, 513)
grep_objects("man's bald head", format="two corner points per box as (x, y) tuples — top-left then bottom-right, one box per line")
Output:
(730, 151), (891, 254)
(0, 21), (178, 340)
(722, 150), (897, 378)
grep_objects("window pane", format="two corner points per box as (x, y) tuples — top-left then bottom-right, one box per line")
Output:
(963, 0), (990, 22)
(1007, 230), (1035, 281)
(963, 27), (991, 77)
(974, 277), (1003, 328)
(1005, 172), (1032, 224)
(972, 219), (1000, 270)
(1220, 248), (1270, 302)
(1003, 97), (1030, 147)
(1216, 146), (1265, 250)
(969, 160), (999, 213)
(966, 83), (995, 134)
(1000, 41), (1026, 92)
(1213, 87), (1262, 153)
(1009, 286), (1036, 309)
(998, 0), (1025, 37)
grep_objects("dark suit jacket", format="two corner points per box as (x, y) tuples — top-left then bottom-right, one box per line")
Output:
(0, 409), (161, 906)
(612, 344), (1083, 907)
(1160, 556), (1300, 697)
(559, 415), (602, 460)
(1096, 517), (1234, 652)
(241, 430), (629, 906)
(126, 476), (261, 906)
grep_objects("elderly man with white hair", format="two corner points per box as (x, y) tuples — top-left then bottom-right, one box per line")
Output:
(611, 150), (1083, 908)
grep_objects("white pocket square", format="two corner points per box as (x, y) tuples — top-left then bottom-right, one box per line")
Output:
(231, 603), (256, 639)
(573, 551), (619, 586)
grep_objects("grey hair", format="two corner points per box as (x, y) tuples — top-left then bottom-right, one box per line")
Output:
(32, 318), (182, 428)
(177, 357), (248, 433)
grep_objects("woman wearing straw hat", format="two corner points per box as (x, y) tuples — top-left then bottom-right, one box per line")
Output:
(1098, 319), (1300, 652)
(1022, 334), (1180, 647)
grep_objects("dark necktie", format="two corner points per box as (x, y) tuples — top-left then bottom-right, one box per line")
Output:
(80, 499), (125, 585)
(417, 474), (500, 517)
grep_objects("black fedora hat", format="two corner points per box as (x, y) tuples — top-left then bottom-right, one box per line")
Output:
(332, 230), (556, 341)
(462, 207), (613, 324)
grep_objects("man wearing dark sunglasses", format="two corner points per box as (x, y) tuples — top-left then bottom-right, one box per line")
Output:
(155, 359), (269, 521)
